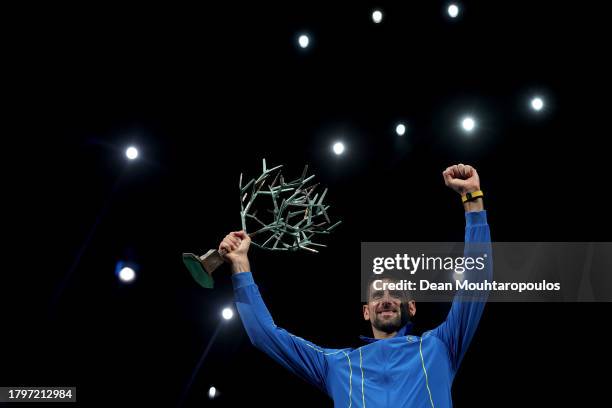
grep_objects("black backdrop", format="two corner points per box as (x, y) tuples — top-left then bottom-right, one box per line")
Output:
(2, 1), (611, 406)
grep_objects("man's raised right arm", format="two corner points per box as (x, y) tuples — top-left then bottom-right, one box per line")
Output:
(219, 231), (329, 392)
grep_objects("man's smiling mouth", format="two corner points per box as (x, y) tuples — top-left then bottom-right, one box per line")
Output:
(378, 310), (397, 317)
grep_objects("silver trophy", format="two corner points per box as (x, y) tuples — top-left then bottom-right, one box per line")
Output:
(182, 159), (341, 288)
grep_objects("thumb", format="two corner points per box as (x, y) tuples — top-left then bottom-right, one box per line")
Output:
(442, 169), (454, 185)
(233, 230), (249, 240)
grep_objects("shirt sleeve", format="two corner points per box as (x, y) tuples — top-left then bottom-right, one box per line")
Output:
(432, 210), (492, 372)
(232, 272), (329, 392)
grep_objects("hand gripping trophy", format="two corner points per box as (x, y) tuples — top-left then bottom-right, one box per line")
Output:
(182, 159), (341, 288)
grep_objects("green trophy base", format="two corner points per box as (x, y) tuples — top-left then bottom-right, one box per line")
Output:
(182, 249), (226, 289)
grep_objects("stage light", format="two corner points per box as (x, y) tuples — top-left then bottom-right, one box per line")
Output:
(298, 34), (310, 49)
(115, 261), (138, 284)
(461, 116), (476, 132)
(395, 123), (406, 136)
(531, 97), (544, 111)
(222, 307), (234, 320)
(332, 142), (345, 155)
(208, 386), (217, 399)
(372, 10), (383, 24)
(125, 146), (138, 160)
(118, 267), (136, 283)
(448, 4), (459, 18)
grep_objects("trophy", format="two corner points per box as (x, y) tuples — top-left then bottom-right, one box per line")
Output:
(182, 159), (341, 288)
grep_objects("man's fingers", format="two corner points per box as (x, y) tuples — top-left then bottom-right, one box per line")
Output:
(219, 242), (231, 253)
(233, 231), (251, 244)
(443, 169), (453, 185)
(222, 235), (239, 250)
(219, 231), (250, 254)
(444, 164), (479, 194)
(222, 236), (234, 250)
(228, 236), (241, 247)
(445, 164), (478, 180)
(457, 163), (466, 177)
(464, 165), (473, 177)
(232, 231), (249, 240)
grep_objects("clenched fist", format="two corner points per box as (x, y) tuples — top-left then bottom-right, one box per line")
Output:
(442, 164), (480, 195)
(219, 231), (251, 274)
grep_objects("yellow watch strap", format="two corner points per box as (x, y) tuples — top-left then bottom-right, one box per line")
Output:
(461, 190), (484, 203)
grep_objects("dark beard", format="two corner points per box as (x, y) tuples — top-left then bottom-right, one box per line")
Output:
(372, 303), (409, 334)
(372, 312), (403, 334)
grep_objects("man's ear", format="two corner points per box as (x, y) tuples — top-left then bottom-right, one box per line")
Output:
(407, 300), (416, 318)
(363, 304), (371, 321)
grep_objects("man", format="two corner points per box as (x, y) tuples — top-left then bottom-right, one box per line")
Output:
(219, 164), (491, 407)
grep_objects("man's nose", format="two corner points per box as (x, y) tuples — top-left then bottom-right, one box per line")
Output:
(381, 296), (393, 307)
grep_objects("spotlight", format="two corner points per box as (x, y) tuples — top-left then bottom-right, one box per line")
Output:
(395, 123), (406, 136)
(298, 34), (310, 49)
(208, 386), (217, 400)
(125, 146), (138, 160)
(461, 116), (476, 132)
(332, 142), (345, 155)
(372, 10), (383, 24)
(118, 267), (136, 283)
(448, 4), (459, 18)
(222, 307), (234, 320)
(531, 97), (544, 111)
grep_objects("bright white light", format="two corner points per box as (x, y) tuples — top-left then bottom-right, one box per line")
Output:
(461, 117), (476, 132)
(395, 123), (406, 136)
(448, 4), (459, 18)
(222, 307), (234, 320)
(119, 267), (136, 283)
(208, 386), (217, 399)
(125, 146), (138, 160)
(332, 142), (345, 155)
(298, 34), (310, 49)
(372, 10), (383, 24)
(531, 97), (544, 111)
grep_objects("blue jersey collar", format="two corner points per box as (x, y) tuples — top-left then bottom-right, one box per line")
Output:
(359, 322), (413, 343)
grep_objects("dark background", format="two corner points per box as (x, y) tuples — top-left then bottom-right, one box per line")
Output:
(2, 1), (611, 406)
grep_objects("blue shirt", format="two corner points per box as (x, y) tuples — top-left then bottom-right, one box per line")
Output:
(233, 210), (491, 407)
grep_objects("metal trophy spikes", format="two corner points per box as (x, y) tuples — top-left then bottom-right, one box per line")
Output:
(183, 159), (341, 289)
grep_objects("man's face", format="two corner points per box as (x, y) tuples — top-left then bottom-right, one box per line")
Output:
(363, 281), (408, 334)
